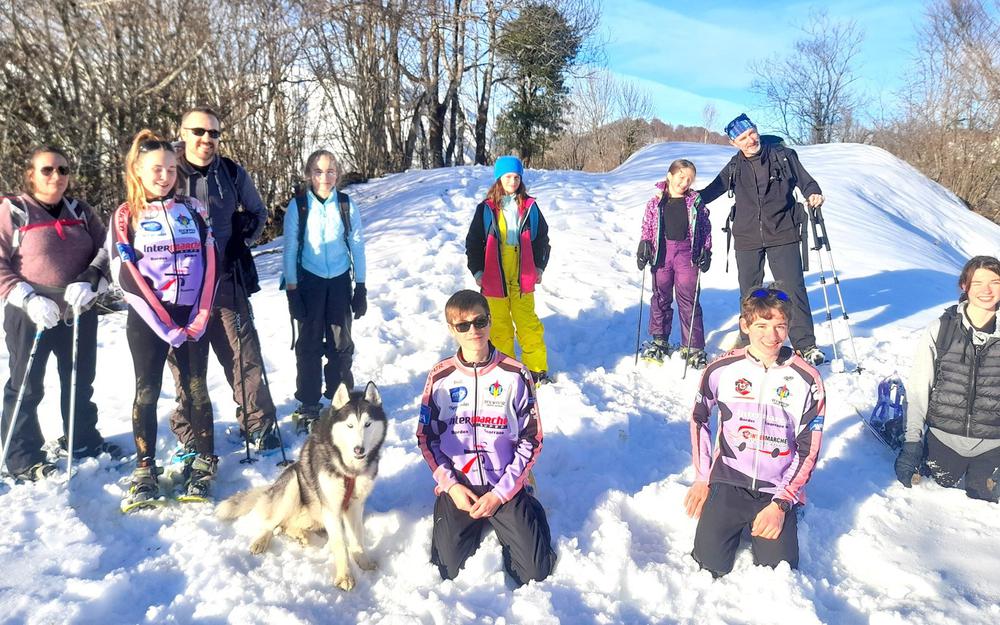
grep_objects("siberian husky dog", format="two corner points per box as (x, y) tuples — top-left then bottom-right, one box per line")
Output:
(217, 381), (387, 590)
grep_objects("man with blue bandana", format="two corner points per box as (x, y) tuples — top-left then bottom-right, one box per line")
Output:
(699, 114), (827, 366)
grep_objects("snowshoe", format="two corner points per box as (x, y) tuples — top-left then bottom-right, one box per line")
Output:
(176, 454), (218, 503)
(800, 346), (827, 366)
(247, 421), (284, 455)
(640, 338), (671, 364)
(292, 403), (323, 436)
(57, 436), (125, 460)
(9, 461), (58, 483)
(530, 370), (552, 387)
(679, 347), (708, 370)
(863, 376), (906, 450)
(121, 465), (166, 513)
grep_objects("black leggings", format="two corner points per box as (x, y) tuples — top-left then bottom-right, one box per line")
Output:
(126, 310), (212, 465)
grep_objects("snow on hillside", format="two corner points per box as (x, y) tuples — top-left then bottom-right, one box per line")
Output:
(1, 141), (999, 625)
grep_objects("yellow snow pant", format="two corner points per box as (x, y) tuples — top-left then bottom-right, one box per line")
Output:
(486, 245), (548, 373)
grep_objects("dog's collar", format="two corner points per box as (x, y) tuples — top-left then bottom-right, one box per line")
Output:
(341, 476), (355, 512)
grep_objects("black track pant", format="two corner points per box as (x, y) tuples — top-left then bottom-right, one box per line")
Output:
(430, 486), (556, 586)
(735, 242), (816, 351)
(294, 270), (354, 404)
(1, 305), (103, 474)
(126, 310), (212, 465)
(169, 271), (276, 443)
(926, 432), (1000, 502)
(692, 483), (799, 577)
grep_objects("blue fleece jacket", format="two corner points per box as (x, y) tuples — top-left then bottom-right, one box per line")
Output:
(282, 190), (366, 285)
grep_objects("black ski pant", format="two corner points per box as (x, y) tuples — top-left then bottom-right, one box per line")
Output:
(735, 242), (816, 351)
(293, 269), (354, 405)
(1, 305), (103, 474)
(430, 486), (556, 586)
(127, 310), (213, 465)
(692, 483), (799, 577)
(168, 271), (276, 443)
(926, 432), (1000, 503)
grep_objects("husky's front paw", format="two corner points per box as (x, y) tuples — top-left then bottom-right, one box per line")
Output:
(249, 533), (272, 555)
(353, 551), (377, 571)
(334, 572), (356, 591)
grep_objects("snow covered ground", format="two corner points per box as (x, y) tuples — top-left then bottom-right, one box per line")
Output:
(1, 141), (999, 625)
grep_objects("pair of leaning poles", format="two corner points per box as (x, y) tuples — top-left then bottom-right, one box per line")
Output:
(806, 204), (861, 372)
(0, 305), (83, 483)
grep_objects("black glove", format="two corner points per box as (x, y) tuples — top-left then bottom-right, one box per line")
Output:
(636, 240), (652, 270)
(232, 210), (259, 240)
(697, 250), (712, 273)
(894, 441), (923, 487)
(352, 283), (367, 319)
(286, 288), (307, 321)
(74, 266), (105, 290)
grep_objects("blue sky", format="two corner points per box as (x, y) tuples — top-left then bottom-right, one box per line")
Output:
(599, 0), (928, 130)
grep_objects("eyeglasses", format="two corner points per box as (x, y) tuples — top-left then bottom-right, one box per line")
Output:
(39, 165), (70, 177)
(139, 139), (174, 153)
(185, 127), (221, 139)
(749, 288), (789, 301)
(450, 315), (490, 333)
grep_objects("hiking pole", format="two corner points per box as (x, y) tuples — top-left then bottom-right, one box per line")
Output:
(808, 207), (841, 362)
(65, 305), (81, 482)
(236, 261), (290, 466)
(232, 277), (257, 465)
(634, 268), (646, 366)
(682, 270), (703, 380)
(811, 206), (861, 371)
(0, 329), (44, 476)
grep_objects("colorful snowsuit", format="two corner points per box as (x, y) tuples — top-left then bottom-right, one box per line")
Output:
(639, 184), (711, 347)
(465, 197), (550, 373)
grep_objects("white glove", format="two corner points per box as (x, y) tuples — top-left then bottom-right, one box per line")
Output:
(25, 295), (61, 329)
(64, 281), (99, 310)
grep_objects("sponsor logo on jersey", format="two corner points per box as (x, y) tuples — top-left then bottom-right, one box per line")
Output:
(419, 405), (431, 424)
(177, 214), (192, 226)
(489, 381), (503, 397)
(776, 385), (790, 400)
(140, 221), (163, 232)
(735, 378), (752, 396)
(449, 387), (468, 403)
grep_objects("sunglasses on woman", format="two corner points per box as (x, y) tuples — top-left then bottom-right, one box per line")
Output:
(139, 139), (175, 153)
(185, 127), (222, 139)
(450, 315), (490, 333)
(39, 166), (70, 177)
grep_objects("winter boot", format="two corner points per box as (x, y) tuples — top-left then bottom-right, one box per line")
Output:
(800, 346), (827, 366)
(121, 465), (164, 512)
(11, 460), (57, 483)
(248, 421), (283, 455)
(58, 436), (124, 460)
(641, 337), (671, 364)
(179, 454), (218, 502)
(292, 403), (323, 436)
(683, 348), (708, 370)
(530, 370), (552, 387)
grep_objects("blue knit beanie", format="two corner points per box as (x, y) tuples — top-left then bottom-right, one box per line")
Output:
(493, 155), (524, 181)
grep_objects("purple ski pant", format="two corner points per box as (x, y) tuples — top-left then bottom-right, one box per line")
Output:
(648, 240), (705, 348)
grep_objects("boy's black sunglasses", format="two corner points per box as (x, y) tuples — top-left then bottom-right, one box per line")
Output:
(450, 315), (490, 332)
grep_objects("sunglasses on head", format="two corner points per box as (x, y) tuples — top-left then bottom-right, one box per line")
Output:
(185, 127), (221, 139)
(139, 139), (174, 153)
(450, 314), (490, 333)
(39, 165), (70, 176)
(749, 288), (790, 301)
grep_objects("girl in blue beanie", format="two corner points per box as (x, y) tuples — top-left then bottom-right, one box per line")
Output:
(464, 156), (552, 385)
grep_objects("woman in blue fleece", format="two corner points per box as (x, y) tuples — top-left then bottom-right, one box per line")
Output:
(282, 150), (367, 433)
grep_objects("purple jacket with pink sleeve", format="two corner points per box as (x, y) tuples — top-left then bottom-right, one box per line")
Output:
(639, 184), (711, 267)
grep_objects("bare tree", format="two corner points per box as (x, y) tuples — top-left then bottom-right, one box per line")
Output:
(750, 9), (864, 143)
(701, 102), (718, 143)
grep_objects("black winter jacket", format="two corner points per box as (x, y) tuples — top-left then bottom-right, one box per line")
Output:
(700, 144), (822, 251)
